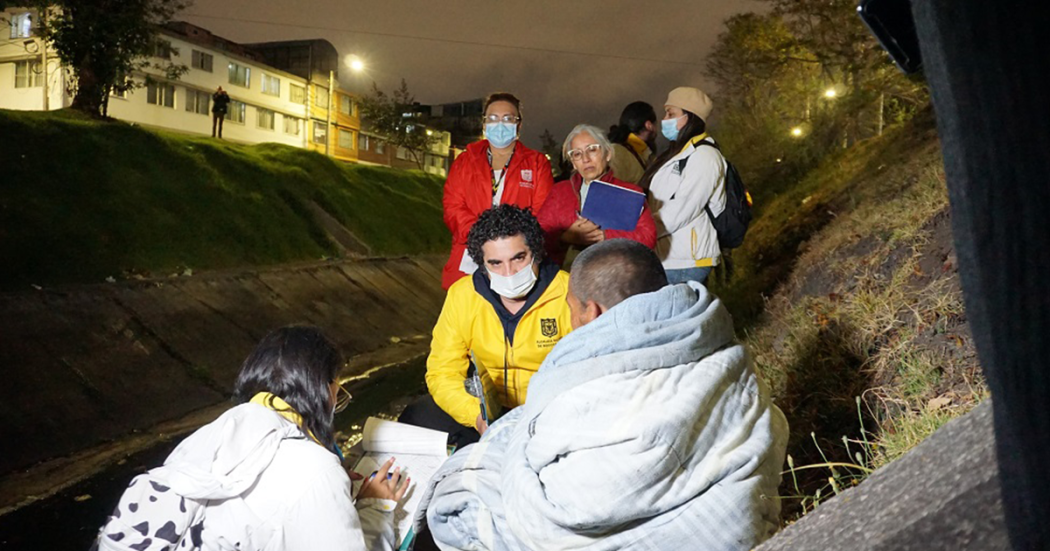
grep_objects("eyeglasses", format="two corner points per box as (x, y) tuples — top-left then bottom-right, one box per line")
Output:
(483, 114), (521, 124)
(333, 383), (352, 414)
(567, 143), (603, 162)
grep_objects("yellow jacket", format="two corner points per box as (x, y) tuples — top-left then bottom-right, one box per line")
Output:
(426, 263), (573, 427)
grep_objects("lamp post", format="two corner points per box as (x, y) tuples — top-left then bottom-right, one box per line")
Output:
(326, 56), (366, 157)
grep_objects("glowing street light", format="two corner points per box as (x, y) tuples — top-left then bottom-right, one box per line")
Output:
(346, 55), (365, 73)
(824, 88), (838, 99)
(791, 126), (804, 138)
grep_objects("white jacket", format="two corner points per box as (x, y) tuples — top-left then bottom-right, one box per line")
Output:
(648, 135), (727, 269)
(95, 401), (395, 551)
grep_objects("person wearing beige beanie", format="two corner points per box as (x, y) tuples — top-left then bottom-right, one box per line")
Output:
(638, 86), (727, 285)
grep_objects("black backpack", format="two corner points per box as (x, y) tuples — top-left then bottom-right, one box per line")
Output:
(696, 141), (752, 249)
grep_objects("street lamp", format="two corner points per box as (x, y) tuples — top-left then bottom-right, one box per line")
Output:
(824, 88), (838, 99)
(345, 54), (365, 74)
(791, 126), (804, 138)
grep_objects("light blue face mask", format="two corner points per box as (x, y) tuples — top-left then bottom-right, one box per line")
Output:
(486, 122), (518, 148)
(661, 116), (684, 142)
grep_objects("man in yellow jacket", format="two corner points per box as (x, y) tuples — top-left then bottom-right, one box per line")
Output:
(400, 205), (572, 448)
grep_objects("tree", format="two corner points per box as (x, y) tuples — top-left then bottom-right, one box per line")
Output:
(705, 4), (928, 186)
(37, 0), (190, 117)
(359, 79), (437, 170)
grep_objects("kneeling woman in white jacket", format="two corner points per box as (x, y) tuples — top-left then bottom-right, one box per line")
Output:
(93, 326), (408, 551)
(640, 86), (727, 286)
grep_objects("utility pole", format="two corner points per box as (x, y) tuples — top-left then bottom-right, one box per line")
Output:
(40, 6), (49, 110)
(325, 69), (334, 156)
(305, 45), (313, 150)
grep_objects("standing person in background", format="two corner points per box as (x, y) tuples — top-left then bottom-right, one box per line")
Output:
(608, 101), (658, 186)
(536, 124), (656, 267)
(640, 87), (726, 286)
(211, 86), (230, 139)
(440, 92), (554, 289)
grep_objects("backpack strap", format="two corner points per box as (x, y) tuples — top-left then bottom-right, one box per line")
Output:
(624, 144), (647, 171)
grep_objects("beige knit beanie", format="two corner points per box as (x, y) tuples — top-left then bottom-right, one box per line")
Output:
(665, 87), (714, 122)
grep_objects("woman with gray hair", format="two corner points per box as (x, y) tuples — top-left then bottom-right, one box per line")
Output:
(536, 124), (656, 267)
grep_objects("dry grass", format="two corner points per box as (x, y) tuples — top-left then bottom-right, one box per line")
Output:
(733, 126), (987, 519)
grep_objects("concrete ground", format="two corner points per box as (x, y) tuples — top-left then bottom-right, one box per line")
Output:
(0, 255), (446, 514)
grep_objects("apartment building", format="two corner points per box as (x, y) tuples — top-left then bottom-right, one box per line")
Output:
(0, 8), (67, 111)
(0, 10), (450, 174)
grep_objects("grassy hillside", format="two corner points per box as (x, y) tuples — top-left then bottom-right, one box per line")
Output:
(0, 109), (449, 291)
(710, 109), (987, 518)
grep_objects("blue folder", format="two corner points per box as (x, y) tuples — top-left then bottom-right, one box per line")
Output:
(580, 180), (646, 231)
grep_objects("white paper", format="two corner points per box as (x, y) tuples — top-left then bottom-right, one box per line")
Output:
(353, 418), (450, 547)
(458, 248), (479, 274)
(361, 417), (448, 456)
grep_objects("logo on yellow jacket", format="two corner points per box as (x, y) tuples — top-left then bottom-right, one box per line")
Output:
(540, 318), (559, 338)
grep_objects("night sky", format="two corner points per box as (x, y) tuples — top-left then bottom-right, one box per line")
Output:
(182, 0), (762, 149)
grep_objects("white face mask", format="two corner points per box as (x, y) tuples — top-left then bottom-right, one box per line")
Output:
(487, 263), (537, 299)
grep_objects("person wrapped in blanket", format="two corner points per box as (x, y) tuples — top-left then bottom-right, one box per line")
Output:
(415, 239), (789, 551)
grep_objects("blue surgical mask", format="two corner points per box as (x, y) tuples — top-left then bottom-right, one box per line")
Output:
(486, 122), (518, 148)
(661, 116), (684, 142)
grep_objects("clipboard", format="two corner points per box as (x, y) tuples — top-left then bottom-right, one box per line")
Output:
(466, 351), (503, 424)
(580, 180), (646, 231)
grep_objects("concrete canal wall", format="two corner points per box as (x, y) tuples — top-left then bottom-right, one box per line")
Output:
(0, 256), (446, 476)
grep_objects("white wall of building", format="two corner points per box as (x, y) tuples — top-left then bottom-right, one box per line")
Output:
(1, 9), (310, 148)
(106, 31), (310, 147)
(0, 7), (71, 111)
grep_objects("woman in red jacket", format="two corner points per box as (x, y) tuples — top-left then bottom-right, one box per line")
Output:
(536, 124), (657, 268)
(441, 92), (554, 289)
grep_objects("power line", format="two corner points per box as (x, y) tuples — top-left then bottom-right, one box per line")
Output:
(181, 12), (706, 69)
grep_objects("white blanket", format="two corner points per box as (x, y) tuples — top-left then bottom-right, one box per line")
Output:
(417, 281), (788, 550)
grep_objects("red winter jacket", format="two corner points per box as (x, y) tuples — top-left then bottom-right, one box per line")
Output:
(441, 140), (554, 289)
(536, 171), (657, 266)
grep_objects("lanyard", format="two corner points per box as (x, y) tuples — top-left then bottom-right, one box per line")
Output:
(488, 148), (515, 197)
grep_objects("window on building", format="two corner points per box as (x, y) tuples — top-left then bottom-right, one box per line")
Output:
(315, 86), (329, 109)
(396, 146), (411, 160)
(110, 87), (128, 99)
(261, 74), (280, 97)
(339, 95), (351, 115)
(185, 88), (209, 115)
(290, 84), (306, 104)
(257, 108), (275, 130)
(154, 39), (172, 60)
(283, 115), (302, 136)
(14, 60), (42, 88)
(225, 100), (246, 123)
(146, 81), (175, 108)
(360, 134), (370, 151)
(375, 140), (386, 154)
(338, 129), (354, 150)
(10, 12), (32, 38)
(313, 122), (328, 144)
(228, 62), (250, 87)
(191, 50), (213, 72)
